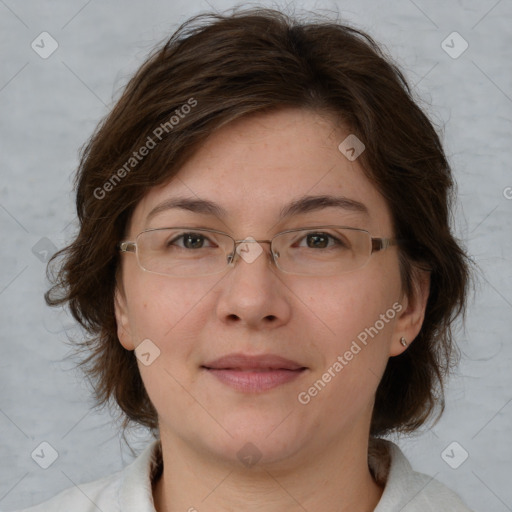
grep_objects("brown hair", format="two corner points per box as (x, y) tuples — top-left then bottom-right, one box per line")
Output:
(46, 6), (471, 438)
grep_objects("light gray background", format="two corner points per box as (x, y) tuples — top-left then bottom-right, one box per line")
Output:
(1, 0), (511, 510)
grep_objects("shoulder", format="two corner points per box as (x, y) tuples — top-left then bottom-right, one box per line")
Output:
(372, 439), (474, 512)
(13, 471), (121, 512)
(12, 440), (161, 512)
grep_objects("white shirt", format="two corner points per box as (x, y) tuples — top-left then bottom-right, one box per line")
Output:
(14, 439), (473, 511)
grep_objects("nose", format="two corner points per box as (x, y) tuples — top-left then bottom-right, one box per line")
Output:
(215, 238), (291, 329)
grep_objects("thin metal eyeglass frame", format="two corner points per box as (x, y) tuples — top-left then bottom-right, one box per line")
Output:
(118, 226), (400, 277)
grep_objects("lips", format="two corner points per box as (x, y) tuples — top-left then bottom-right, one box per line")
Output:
(202, 353), (305, 371)
(202, 353), (307, 392)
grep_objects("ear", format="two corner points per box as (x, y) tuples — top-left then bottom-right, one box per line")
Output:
(114, 282), (135, 351)
(389, 267), (431, 356)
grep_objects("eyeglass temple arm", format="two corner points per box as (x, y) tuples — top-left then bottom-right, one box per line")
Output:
(371, 237), (400, 253)
(119, 241), (136, 253)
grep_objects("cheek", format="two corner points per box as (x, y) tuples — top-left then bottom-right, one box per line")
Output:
(292, 277), (401, 418)
(123, 271), (237, 375)
(124, 277), (211, 399)
(294, 267), (402, 365)
(126, 270), (206, 324)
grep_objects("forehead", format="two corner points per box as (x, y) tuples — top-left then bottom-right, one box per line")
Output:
(129, 108), (393, 234)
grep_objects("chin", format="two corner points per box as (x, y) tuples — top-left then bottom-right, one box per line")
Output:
(200, 415), (311, 469)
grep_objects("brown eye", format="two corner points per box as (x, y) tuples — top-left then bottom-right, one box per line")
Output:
(168, 233), (215, 249)
(305, 233), (330, 249)
(294, 232), (346, 249)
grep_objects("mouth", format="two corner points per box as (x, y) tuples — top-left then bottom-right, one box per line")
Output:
(201, 353), (308, 392)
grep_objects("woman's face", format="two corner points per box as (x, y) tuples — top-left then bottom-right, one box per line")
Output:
(115, 108), (426, 467)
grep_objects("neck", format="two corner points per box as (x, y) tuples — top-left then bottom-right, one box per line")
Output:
(152, 432), (384, 512)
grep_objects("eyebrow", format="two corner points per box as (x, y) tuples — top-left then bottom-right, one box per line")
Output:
(146, 197), (227, 223)
(280, 194), (369, 219)
(145, 194), (369, 224)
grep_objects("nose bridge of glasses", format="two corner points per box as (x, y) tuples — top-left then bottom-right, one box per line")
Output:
(234, 238), (272, 246)
(227, 238), (276, 266)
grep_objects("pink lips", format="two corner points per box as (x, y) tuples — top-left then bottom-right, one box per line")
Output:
(202, 353), (307, 392)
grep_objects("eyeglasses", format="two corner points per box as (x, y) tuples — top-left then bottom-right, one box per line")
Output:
(118, 226), (398, 277)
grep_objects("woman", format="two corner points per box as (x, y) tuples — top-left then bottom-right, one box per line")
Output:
(19, 7), (473, 511)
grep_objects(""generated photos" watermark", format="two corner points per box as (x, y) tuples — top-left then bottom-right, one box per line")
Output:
(298, 302), (403, 405)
